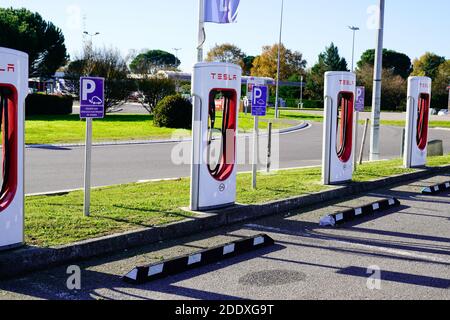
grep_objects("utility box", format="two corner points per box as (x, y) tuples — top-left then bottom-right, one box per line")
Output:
(428, 140), (444, 157)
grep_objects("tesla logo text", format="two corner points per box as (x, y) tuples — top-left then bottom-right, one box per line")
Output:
(211, 73), (238, 81)
(0, 64), (15, 73)
(339, 80), (355, 86)
(420, 83), (429, 89)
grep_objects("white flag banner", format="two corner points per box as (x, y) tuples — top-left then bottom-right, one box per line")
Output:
(203, 0), (241, 24)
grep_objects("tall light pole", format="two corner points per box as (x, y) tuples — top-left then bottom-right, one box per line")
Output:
(173, 48), (181, 61)
(348, 26), (359, 168)
(173, 48), (181, 68)
(173, 48), (182, 91)
(197, 0), (205, 62)
(348, 26), (360, 72)
(83, 31), (100, 48)
(274, 0), (284, 119)
(370, 0), (385, 161)
(299, 75), (304, 109)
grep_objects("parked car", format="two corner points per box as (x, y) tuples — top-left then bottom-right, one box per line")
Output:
(128, 91), (142, 103)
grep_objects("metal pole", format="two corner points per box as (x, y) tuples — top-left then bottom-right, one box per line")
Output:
(173, 48), (181, 62)
(83, 118), (93, 217)
(197, 0), (205, 62)
(299, 75), (304, 109)
(358, 119), (370, 165)
(252, 116), (259, 189)
(351, 29), (356, 71)
(354, 110), (360, 169)
(267, 122), (273, 173)
(349, 26), (359, 169)
(370, 0), (385, 161)
(274, 0), (284, 119)
(401, 127), (406, 158)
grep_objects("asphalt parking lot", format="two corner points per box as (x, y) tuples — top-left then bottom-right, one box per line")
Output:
(1, 174), (449, 300)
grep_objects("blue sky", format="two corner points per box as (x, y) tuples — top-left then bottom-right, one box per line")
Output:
(2, 0), (449, 72)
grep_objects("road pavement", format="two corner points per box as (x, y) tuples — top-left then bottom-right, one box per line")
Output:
(1, 174), (449, 300)
(25, 123), (450, 194)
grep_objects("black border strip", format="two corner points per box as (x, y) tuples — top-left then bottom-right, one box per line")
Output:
(320, 198), (401, 226)
(122, 234), (275, 284)
(422, 181), (450, 195)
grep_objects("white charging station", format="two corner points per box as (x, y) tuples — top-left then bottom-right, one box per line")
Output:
(404, 76), (432, 168)
(0, 47), (28, 250)
(322, 71), (356, 185)
(190, 62), (242, 211)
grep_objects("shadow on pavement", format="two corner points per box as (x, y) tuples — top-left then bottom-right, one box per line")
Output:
(1, 176), (450, 299)
(0, 238), (284, 300)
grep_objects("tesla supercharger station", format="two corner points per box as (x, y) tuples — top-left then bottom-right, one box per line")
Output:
(190, 62), (242, 211)
(322, 71), (356, 185)
(404, 76), (432, 168)
(0, 48), (28, 250)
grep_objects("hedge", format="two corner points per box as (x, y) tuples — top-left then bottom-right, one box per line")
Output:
(26, 94), (73, 116)
(268, 97), (323, 109)
(154, 94), (192, 129)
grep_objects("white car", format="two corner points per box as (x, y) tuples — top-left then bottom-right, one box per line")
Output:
(438, 110), (449, 116)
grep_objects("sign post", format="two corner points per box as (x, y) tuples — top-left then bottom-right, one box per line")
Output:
(80, 77), (105, 217)
(354, 86), (365, 169)
(251, 85), (268, 189)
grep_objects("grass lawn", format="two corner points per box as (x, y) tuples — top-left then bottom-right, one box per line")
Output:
(26, 114), (179, 145)
(25, 112), (307, 145)
(381, 120), (450, 128)
(25, 154), (450, 247)
(273, 109), (450, 129)
(275, 109), (324, 122)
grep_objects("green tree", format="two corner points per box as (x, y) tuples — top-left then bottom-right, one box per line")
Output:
(306, 43), (348, 100)
(206, 44), (256, 75)
(206, 43), (245, 65)
(130, 50), (180, 75)
(411, 52), (446, 80)
(137, 77), (176, 113)
(356, 65), (407, 111)
(67, 46), (135, 113)
(357, 49), (412, 79)
(279, 74), (305, 99)
(242, 55), (256, 76)
(0, 7), (68, 77)
(431, 60), (450, 108)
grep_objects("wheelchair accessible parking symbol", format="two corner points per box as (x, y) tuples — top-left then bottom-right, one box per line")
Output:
(80, 77), (105, 119)
(251, 85), (268, 117)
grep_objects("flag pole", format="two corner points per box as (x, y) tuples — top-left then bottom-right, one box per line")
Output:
(197, 0), (205, 62)
(274, 0), (284, 119)
(370, 0), (385, 161)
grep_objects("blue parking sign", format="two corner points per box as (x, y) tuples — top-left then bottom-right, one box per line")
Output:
(251, 85), (268, 117)
(355, 86), (365, 112)
(80, 77), (105, 119)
